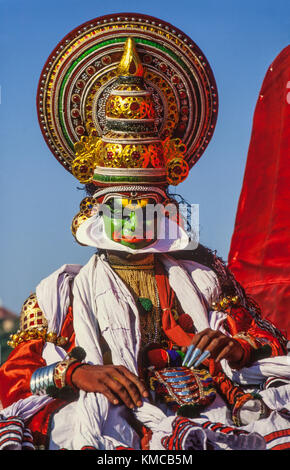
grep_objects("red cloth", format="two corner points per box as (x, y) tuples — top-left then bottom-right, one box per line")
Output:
(228, 46), (290, 339)
(27, 399), (66, 448)
(60, 306), (76, 354)
(154, 260), (193, 347)
(226, 305), (286, 359)
(0, 306), (76, 410)
(0, 306), (76, 446)
(0, 339), (46, 409)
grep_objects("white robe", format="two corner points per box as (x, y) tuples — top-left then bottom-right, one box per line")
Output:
(1, 253), (290, 450)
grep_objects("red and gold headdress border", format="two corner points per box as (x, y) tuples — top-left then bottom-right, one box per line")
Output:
(37, 13), (218, 187)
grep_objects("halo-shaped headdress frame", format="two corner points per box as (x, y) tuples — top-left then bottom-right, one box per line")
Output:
(37, 13), (218, 185)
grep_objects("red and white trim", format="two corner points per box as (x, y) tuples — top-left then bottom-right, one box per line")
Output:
(0, 416), (34, 450)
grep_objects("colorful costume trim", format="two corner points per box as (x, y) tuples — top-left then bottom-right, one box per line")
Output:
(0, 416), (34, 450)
(148, 366), (216, 413)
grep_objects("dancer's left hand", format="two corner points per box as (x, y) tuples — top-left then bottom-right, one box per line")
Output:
(182, 328), (244, 368)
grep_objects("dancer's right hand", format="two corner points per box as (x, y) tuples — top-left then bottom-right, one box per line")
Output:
(71, 364), (149, 409)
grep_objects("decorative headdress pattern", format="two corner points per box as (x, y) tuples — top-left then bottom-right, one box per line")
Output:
(37, 13), (218, 189)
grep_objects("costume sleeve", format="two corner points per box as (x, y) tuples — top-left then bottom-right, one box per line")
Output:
(0, 339), (46, 409)
(0, 293), (48, 408)
(0, 337), (69, 449)
(0, 297), (75, 448)
(0, 303), (75, 409)
(225, 305), (287, 369)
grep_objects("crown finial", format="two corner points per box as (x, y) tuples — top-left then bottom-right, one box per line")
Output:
(117, 38), (144, 77)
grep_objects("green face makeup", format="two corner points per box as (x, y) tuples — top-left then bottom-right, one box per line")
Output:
(103, 197), (158, 250)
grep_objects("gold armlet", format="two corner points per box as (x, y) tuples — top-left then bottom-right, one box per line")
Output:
(7, 293), (68, 349)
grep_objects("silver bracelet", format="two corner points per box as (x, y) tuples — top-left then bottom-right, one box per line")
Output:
(30, 363), (58, 396)
(30, 348), (87, 397)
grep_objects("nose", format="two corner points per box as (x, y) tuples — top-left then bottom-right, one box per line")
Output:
(129, 211), (136, 231)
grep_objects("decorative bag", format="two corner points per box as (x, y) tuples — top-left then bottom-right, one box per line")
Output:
(148, 366), (216, 417)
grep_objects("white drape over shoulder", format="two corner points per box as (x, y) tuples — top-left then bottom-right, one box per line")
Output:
(1, 253), (289, 450)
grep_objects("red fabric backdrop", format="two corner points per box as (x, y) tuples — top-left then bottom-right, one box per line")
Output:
(228, 46), (290, 339)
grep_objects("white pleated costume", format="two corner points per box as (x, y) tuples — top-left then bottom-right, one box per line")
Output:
(1, 243), (290, 450)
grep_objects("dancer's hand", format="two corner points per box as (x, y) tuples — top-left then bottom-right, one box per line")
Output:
(71, 364), (149, 408)
(182, 328), (244, 367)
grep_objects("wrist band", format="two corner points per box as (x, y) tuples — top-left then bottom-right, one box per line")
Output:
(233, 332), (259, 349)
(30, 347), (86, 397)
(54, 356), (80, 389)
(64, 361), (84, 389)
(30, 362), (58, 396)
(229, 337), (252, 369)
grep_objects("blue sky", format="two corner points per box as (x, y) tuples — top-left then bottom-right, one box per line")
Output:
(0, 0), (289, 314)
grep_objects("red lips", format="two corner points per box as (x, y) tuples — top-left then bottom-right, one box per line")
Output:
(112, 231), (154, 244)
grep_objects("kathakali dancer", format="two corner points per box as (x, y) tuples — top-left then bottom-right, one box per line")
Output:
(0, 14), (290, 451)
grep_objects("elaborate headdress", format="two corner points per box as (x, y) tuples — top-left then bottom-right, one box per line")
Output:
(37, 13), (218, 191)
(37, 13), (218, 250)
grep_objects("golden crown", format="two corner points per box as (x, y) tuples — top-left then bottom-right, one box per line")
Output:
(37, 14), (218, 189)
(71, 38), (189, 186)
